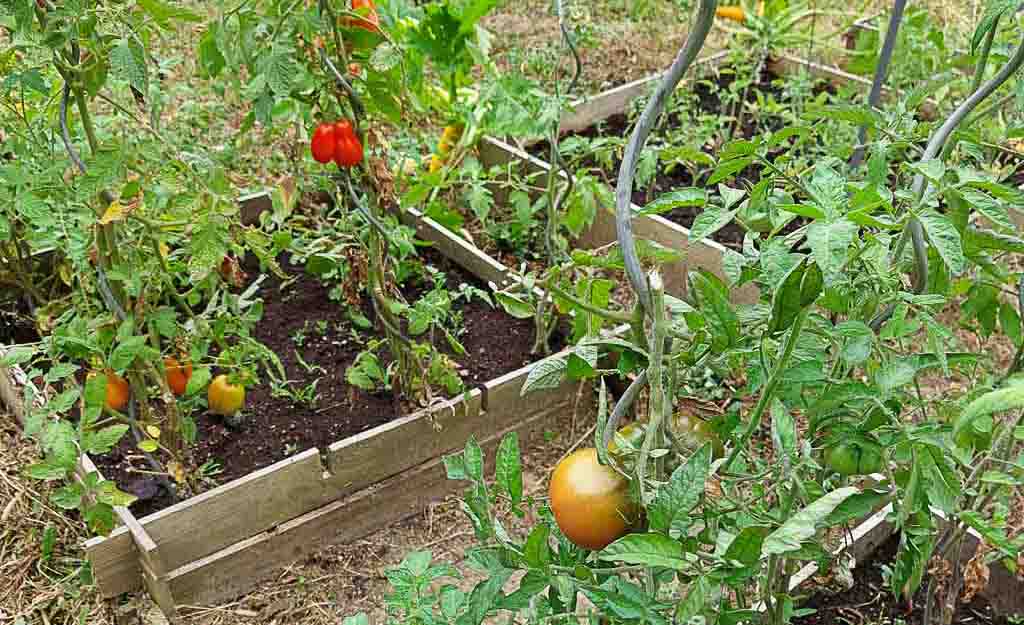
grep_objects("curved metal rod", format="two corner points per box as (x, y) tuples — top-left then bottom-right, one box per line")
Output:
(850, 0), (907, 169)
(60, 82), (87, 175)
(601, 369), (648, 451)
(853, 2), (905, 160)
(870, 34), (1024, 332)
(614, 0), (717, 313)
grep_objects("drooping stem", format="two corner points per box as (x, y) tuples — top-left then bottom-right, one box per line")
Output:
(615, 0), (717, 313)
(600, 370), (648, 451)
(850, 0), (907, 169)
(723, 310), (808, 472)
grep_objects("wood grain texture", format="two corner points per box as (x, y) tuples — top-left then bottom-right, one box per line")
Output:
(560, 51), (729, 135)
(477, 137), (759, 304)
(166, 408), (568, 607)
(86, 449), (328, 597)
(394, 207), (510, 287)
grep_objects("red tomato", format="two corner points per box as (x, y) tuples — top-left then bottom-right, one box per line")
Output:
(164, 357), (193, 397)
(310, 123), (338, 164)
(333, 120), (363, 168)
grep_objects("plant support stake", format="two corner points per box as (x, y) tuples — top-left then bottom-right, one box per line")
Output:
(849, 0), (906, 169)
(614, 0), (718, 313)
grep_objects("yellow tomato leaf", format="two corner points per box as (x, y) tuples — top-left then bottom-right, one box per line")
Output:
(99, 201), (128, 225)
(137, 439), (158, 453)
(146, 425), (161, 439)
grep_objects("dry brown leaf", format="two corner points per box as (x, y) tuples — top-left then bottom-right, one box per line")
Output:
(961, 547), (991, 603)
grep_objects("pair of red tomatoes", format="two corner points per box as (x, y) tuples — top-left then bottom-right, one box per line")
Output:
(310, 120), (363, 167)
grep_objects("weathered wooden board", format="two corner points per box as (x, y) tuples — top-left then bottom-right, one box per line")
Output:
(85, 448), (328, 598)
(395, 207), (510, 287)
(478, 137), (760, 305)
(325, 390), (483, 493)
(559, 51), (730, 135)
(165, 406), (571, 606)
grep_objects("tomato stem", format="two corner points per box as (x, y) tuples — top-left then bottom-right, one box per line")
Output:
(723, 309), (808, 472)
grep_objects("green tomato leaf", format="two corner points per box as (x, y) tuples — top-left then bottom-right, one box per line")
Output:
(763, 487), (859, 556)
(599, 533), (691, 570)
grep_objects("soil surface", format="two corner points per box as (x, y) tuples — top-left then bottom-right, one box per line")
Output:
(535, 64), (834, 249)
(794, 534), (1011, 625)
(0, 296), (39, 346)
(95, 247), (561, 517)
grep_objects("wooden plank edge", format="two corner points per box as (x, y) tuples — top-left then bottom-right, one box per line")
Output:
(478, 136), (760, 305)
(395, 206), (510, 287)
(165, 408), (564, 607)
(559, 51), (731, 135)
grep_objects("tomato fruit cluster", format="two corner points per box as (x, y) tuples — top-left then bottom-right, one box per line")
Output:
(164, 357), (193, 396)
(310, 120), (363, 168)
(824, 442), (884, 477)
(549, 448), (635, 550)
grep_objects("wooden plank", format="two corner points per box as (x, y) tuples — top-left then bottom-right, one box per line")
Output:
(560, 51), (730, 135)
(478, 137), (759, 305)
(326, 389), (483, 495)
(768, 54), (938, 120)
(166, 408), (565, 607)
(394, 207), (510, 287)
(86, 448), (327, 598)
(238, 191), (273, 226)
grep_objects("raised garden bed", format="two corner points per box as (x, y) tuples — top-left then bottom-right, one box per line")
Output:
(470, 53), (892, 305)
(0, 198), (598, 619)
(789, 497), (1023, 623)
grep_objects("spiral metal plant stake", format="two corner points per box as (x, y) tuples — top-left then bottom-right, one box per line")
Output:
(605, 0), (717, 498)
(849, 0), (907, 169)
(870, 33), (1024, 333)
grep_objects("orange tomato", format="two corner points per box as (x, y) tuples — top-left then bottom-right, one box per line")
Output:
(208, 374), (245, 416)
(549, 448), (635, 550)
(715, 5), (746, 22)
(103, 372), (130, 413)
(164, 357), (193, 396)
(348, 0), (380, 33)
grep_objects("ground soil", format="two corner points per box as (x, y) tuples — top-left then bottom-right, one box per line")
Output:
(794, 534), (1012, 625)
(0, 296), (39, 346)
(94, 247), (562, 518)
(531, 63), (833, 249)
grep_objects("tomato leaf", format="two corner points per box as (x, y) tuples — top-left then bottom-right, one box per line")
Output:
(599, 533), (691, 570)
(520, 357), (567, 396)
(763, 487), (859, 556)
(494, 433), (522, 506)
(649, 444), (712, 537)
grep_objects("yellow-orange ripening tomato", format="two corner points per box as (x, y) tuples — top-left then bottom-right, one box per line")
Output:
(208, 374), (245, 416)
(91, 371), (130, 413)
(164, 357), (193, 396)
(715, 5), (746, 22)
(549, 448), (635, 550)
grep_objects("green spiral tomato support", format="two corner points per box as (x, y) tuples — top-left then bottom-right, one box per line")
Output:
(614, 0), (718, 313)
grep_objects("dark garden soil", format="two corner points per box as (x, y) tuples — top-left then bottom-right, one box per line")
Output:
(0, 296), (39, 346)
(793, 534), (1010, 625)
(96, 247), (562, 517)
(530, 64), (835, 250)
